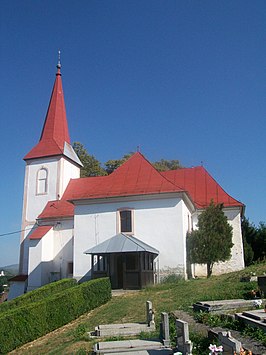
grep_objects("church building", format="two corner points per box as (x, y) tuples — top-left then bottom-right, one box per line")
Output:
(9, 62), (245, 299)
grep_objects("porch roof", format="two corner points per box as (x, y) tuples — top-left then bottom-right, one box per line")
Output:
(84, 233), (159, 255)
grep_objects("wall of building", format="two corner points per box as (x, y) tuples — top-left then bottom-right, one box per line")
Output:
(58, 157), (80, 199)
(73, 195), (191, 281)
(19, 155), (79, 276)
(26, 220), (74, 291)
(52, 220), (74, 279)
(27, 228), (54, 291)
(23, 156), (79, 223)
(23, 157), (60, 223)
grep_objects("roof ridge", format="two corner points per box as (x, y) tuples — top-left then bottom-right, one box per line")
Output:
(158, 169), (184, 190)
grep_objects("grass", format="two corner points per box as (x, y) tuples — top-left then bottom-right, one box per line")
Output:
(10, 262), (266, 354)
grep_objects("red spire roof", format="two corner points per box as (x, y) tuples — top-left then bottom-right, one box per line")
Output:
(24, 65), (71, 160)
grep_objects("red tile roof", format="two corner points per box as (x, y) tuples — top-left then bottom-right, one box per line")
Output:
(66, 152), (181, 201)
(38, 199), (74, 220)
(37, 153), (243, 220)
(162, 166), (243, 209)
(24, 66), (71, 160)
(29, 225), (53, 239)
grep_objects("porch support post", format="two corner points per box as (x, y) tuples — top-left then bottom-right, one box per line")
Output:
(91, 254), (94, 279)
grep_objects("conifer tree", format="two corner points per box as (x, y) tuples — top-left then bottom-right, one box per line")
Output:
(187, 201), (233, 277)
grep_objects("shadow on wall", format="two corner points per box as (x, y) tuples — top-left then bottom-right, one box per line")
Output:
(27, 238), (78, 291)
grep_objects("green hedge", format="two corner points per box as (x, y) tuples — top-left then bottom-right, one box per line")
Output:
(0, 277), (111, 354)
(0, 278), (77, 314)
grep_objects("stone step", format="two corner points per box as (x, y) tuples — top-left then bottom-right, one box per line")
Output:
(236, 310), (266, 332)
(94, 323), (155, 337)
(193, 299), (261, 313)
(94, 339), (172, 354)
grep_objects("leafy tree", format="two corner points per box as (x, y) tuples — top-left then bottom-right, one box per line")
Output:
(254, 222), (266, 261)
(152, 159), (182, 171)
(241, 218), (266, 262)
(104, 153), (134, 174)
(73, 142), (106, 177)
(187, 201), (233, 277)
(241, 217), (255, 265)
(73, 142), (183, 176)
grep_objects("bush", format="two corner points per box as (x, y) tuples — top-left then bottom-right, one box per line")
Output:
(0, 278), (77, 314)
(0, 277), (111, 354)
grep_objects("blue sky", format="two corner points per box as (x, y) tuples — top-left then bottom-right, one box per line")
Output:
(1, 1), (266, 266)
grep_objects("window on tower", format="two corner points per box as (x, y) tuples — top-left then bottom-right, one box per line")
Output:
(37, 167), (48, 195)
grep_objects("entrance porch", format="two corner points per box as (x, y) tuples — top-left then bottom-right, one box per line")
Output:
(84, 233), (159, 289)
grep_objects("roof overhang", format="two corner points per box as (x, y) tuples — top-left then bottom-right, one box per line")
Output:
(69, 191), (185, 206)
(84, 233), (159, 255)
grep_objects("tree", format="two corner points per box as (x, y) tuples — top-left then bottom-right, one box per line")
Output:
(241, 217), (256, 265)
(152, 159), (182, 171)
(241, 218), (266, 263)
(187, 201), (233, 277)
(73, 142), (106, 177)
(73, 142), (183, 176)
(254, 222), (266, 261)
(104, 153), (134, 174)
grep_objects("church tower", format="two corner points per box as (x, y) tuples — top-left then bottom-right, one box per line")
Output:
(19, 58), (82, 275)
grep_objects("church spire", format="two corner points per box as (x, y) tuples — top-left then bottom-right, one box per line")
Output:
(24, 56), (71, 160)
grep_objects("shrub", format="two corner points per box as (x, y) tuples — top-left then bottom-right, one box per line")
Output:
(0, 278), (77, 314)
(0, 277), (111, 354)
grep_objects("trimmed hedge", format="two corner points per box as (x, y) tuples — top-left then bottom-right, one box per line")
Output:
(0, 278), (77, 314)
(0, 277), (111, 354)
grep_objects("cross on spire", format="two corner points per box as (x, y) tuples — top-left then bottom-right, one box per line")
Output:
(57, 50), (61, 69)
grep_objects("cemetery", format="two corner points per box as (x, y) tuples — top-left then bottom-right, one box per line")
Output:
(5, 266), (266, 354)
(90, 276), (266, 354)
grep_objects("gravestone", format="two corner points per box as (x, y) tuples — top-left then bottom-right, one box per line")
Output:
(258, 275), (266, 295)
(160, 312), (170, 347)
(217, 331), (242, 355)
(175, 319), (193, 355)
(146, 300), (155, 326)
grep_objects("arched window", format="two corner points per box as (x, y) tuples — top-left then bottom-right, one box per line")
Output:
(37, 167), (48, 194)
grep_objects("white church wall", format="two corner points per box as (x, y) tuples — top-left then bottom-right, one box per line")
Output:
(58, 157), (80, 199)
(74, 204), (117, 280)
(19, 224), (34, 275)
(73, 195), (190, 281)
(192, 207), (244, 277)
(52, 220), (74, 279)
(23, 156), (80, 224)
(27, 228), (54, 291)
(24, 157), (61, 223)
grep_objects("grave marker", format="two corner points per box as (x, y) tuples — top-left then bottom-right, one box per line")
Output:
(175, 319), (193, 355)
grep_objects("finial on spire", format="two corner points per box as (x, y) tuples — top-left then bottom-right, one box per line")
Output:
(57, 50), (61, 69)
